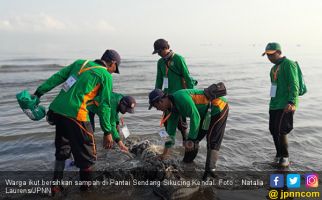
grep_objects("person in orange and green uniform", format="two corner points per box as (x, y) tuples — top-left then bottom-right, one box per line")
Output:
(34, 49), (120, 194)
(152, 38), (196, 144)
(87, 92), (136, 152)
(262, 42), (299, 168)
(148, 88), (228, 180)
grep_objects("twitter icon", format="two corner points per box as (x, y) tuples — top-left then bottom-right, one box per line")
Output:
(287, 174), (301, 188)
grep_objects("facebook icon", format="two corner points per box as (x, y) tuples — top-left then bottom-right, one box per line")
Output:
(270, 174), (284, 188)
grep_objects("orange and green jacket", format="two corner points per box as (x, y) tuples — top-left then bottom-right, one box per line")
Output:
(165, 89), (227, 148)
(270, 57), (299, 110)
(35, 59), (113, 134)
(87, 92), (123, 142)
(155, 53), (195, 94)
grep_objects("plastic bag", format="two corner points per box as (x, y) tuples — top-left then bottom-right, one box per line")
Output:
(16, 90), (46, 121)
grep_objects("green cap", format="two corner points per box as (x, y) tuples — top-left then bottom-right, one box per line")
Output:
(262, 42), (281, 56)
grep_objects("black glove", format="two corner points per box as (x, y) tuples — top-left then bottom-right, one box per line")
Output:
(34, 90), (42, 98)
(46, 110), (56, 125)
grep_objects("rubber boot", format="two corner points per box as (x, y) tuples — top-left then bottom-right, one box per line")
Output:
(279, 134), (289, 167)
(79, 167), (93, 191)
(202, 150), (219, 180)
(183, 146), (199, 163)
(280, 134), (289, 158)
(181, 130), (188, 146)
(272, 135), (281, 158)
(52, 160), (65, 197)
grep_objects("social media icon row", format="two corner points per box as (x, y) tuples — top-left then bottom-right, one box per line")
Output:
(270, 174), (319, 188)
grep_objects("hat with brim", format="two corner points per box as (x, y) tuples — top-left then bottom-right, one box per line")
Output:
(148, 95), (162, 110)
(148, 89), (165, 110)
(152, 39), (169, 54)
(262, 42), (281, 56)
(121, 96), (136, 113)
(115, 64), (120, 74)
(262, 50), (277, 56)
(101, 49), (121, 74)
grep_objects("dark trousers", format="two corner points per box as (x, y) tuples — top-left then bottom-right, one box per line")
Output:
(196, 105), (229, 150)
(89, 111), (96, 131)
(269, 109), (294, 157)
(183, 105), (229, 163)
(54, 112), (96, 169)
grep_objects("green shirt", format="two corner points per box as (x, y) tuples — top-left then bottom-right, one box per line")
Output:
(87, 92), (123, 141)
(269, 57), (299, 110)
(36, 59), (113, 134)
(165, 89), (227, 148)
(155, 53), (194, 94)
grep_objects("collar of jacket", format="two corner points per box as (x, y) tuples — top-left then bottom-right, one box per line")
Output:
(168, 95), (179, 113)
(94, 59), (108, 67)
(163, 50), (174, 62)
(276, 56), (286, 65)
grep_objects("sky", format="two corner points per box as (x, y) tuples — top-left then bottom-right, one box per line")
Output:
(1, 0), (322, 58)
